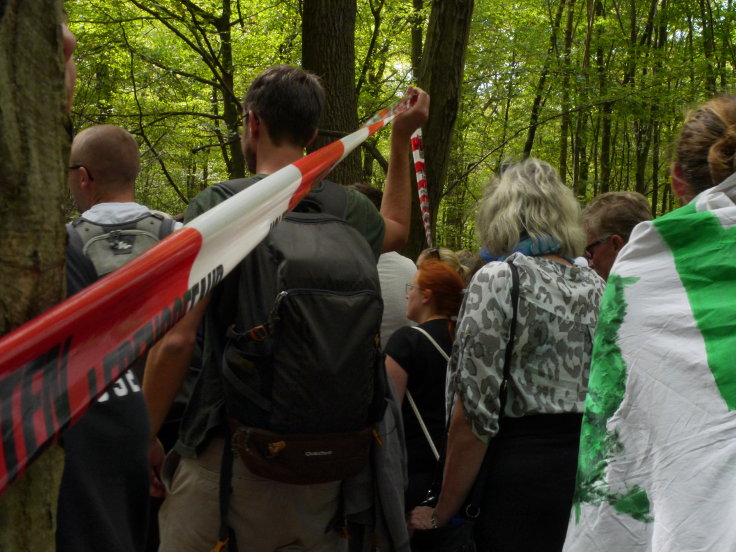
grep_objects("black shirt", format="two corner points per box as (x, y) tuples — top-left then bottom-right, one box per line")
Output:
(56, 224), (150, 552)
(384, 318), (452, 474)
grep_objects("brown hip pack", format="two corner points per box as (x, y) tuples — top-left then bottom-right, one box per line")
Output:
(229, 422), (376, 485)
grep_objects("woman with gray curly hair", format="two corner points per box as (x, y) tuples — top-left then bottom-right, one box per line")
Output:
(409, 158), (604, 551)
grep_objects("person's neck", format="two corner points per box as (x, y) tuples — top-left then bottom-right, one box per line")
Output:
(255, 146), (304, 175)
(91, 185), (135, 207)
(540, 253), (572, 266)
(417, 313), (447, 324)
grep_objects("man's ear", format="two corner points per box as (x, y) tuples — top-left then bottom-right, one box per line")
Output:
(248, 111), (260, 137)
(610, 234), (626, 253)
(670, 162), (691, 203)
(305, 128), (319, 148)
(79, 166), (94, 188)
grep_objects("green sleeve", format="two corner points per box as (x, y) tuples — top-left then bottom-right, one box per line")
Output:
(344, 187), (386, 261)
(183, 185), (232, 224)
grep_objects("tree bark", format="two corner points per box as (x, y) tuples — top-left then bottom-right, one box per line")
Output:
(522, 0), (565, 158)
(0, 1), (69, 549)
(404, 0), (474, 258)
(302, 0), (360, 185)
(215, 0), (245, 179)
(559, 0), (576, 183)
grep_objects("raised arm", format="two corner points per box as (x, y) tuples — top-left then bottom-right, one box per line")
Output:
(381, 86), (430, 253)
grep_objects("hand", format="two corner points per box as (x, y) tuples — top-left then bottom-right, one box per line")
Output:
(149, 438), (166, 498)
(392, 86), (430, 140)
(408, 505), (437, 531)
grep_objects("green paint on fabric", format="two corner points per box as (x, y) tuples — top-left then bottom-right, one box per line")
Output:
(654, 203), (736, 409)
(612, 486), (651, 522)
(573, 274), (651, 523)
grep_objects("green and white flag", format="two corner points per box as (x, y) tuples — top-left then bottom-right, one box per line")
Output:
(564, 175), (736, 551)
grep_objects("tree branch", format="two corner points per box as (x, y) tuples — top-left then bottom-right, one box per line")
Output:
(318, 129), (388, 173)
(121, 23), (189, 205)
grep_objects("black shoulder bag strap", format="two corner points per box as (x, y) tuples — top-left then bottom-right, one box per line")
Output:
(463, 259), (520, 518)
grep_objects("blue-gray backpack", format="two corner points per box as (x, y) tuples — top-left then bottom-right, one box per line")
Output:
(67, 212), (176, 277)
(216, 177), (386, 485)
(65, 211), (177, 383)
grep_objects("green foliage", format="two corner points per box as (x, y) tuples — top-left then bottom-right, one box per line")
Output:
(67, 0), (736, 251)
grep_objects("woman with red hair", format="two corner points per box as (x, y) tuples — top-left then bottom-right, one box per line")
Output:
(384, 259), (466, 511)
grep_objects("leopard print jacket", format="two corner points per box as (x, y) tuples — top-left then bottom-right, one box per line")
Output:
(447, 252), (605, 443)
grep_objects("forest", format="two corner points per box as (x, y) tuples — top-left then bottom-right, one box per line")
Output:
(64, 0), (736, 255)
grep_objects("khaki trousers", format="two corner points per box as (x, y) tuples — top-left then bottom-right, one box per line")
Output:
(158, 437), (346, 552)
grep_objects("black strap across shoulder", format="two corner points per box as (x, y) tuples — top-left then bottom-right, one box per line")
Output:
(464, 259), (520, 516)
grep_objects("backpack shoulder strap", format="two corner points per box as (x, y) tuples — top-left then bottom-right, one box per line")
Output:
(216, 177), (261, 198)
(294, 180), (348, 219)
(65, 222), (101, 285)
(411, 326), (450, 362)
(66, 220), (86, 254)
(157, 215), (177, 239)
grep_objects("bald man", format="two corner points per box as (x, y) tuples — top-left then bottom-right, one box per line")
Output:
(57, 125), (179, 552)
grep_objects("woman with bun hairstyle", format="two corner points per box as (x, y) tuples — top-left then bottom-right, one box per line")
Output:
(409, 158), (603, 551)
(564, 96), (736, 551)
(384, 259), (465, 511)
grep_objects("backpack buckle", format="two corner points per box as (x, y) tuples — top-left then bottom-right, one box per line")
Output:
(248, 325), (269, 342)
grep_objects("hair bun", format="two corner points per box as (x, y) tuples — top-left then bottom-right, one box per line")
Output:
(708, 124), (736, 185)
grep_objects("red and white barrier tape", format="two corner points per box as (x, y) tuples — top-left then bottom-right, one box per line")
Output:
(411, 129), (432, 247)
(0, 94), (414, 494)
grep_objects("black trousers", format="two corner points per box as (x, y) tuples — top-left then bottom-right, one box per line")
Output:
(474, 413), (583, 552)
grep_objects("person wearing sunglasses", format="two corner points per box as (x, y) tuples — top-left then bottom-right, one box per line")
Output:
(566, 96), (736, 552)
(582, 192), (651, 281)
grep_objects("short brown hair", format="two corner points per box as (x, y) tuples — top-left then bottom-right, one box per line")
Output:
(348, 184), (382, 210)
(675, 95), (736, 195)
(583, 192), (652, 241)
(244, 65), (325, 148)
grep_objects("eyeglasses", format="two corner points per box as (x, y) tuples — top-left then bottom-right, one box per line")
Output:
(405, 283), (424, 294)
(68, 165), (94, 181)
(584, 236), (610, 260)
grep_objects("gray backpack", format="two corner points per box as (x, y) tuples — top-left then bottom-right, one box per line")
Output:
(67, 212), (176, 277)
(216, 178), (386, 485)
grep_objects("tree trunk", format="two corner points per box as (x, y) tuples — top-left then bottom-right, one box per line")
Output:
(559, 0), (576, 183)
(522, 0), (565, 158)
(596, 0), (613, 194)
(404, 0), (474, 258)
(302, 0), (360, 185)
(216, 0), (245, 179)
(411, 0), (424, 78)
(0, 1), (69, 549)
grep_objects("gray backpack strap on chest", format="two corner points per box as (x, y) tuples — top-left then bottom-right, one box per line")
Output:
(70, 212), (176, 277)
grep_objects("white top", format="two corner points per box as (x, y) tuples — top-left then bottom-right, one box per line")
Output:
(81, 202), (182, 229)
(377, 251), (417, 346)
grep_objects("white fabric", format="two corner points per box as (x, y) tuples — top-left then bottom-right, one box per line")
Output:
(564, 175), (736, 551)
(377, 251), (416, 346)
